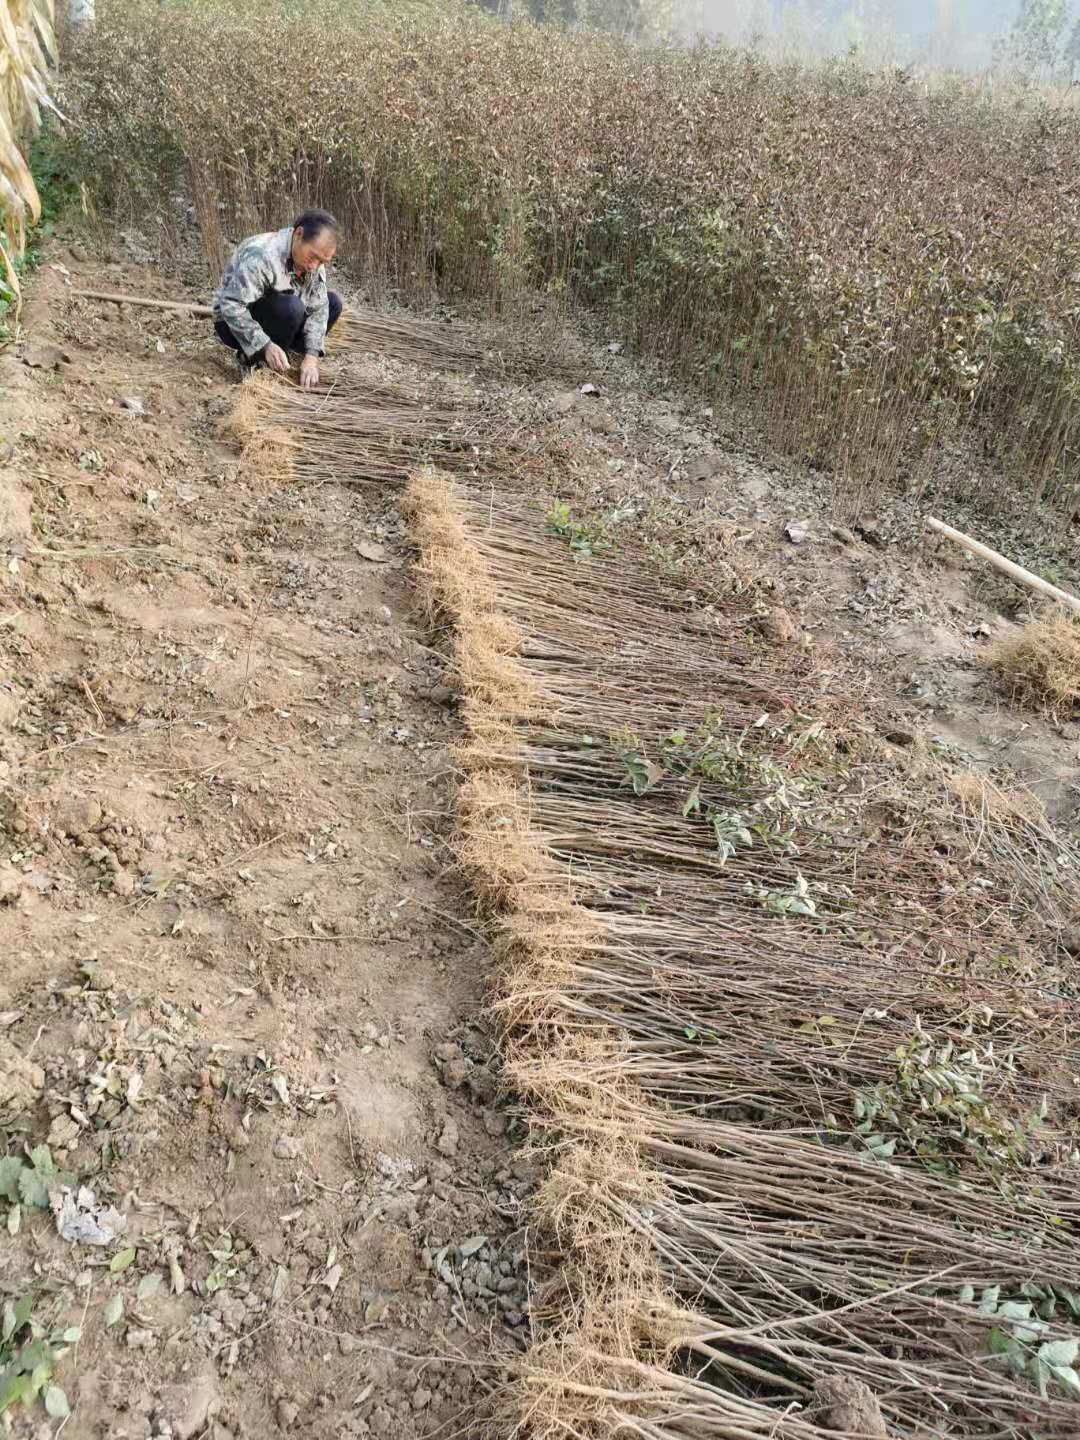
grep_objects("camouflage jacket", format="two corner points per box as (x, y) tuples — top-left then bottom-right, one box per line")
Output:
(212, 226), (330, 358)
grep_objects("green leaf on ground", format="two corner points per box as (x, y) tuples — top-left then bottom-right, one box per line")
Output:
(109, 1248), (136, 1274)
(0, 1157), (23, 1203)
(44, 1385), (69, 1418)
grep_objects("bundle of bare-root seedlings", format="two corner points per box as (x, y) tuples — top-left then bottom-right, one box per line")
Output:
(404, 467), (1080, 1440)
(228, 362), (510, 487)
(333, 307), (489, 372)
(332, 304), (586, 381)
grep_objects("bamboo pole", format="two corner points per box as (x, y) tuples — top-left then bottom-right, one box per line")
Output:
(926, 515), (1080, 615)
(72, 288), (213, 315)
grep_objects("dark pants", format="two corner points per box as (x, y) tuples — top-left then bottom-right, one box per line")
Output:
(215, 289), (342, 363)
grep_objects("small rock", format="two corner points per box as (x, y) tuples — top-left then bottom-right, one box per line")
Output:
(582, 410), (616, 436)
(356, 540), (389, 563)
(112, 869), (136, 898)
(442, 1057), (469, 1090)
(830, 525), (857, 545)
(127, 1328), (155, 1350)
(21, 342), (70, 371)
(784, 519), (810, 545)
(0, 867), (21, 907)
(120, 395), (146, 415)
(423, 684), (457, 706)
(683, 454), (723, 486)
(467, 1068), (496, 1105)
(0, 1037), (44, 1111)
(0, 478), (32, 543)
(483, 1110), (507, 1138)
(433, 1042), (462, 1063)
(276, 1399), (300, 1429)
(754, 606), (798, 644)
(47, 1114), (81, 1150)
(273, 1135), (302, 1161)
(411, 1390), (432, 1413)
(53, 795), (102, 837)
(436, 1118), (459, 1158)
(882, 729), (916, 747)
(812, 1375), (887, 1437)
(226, 1127), (250, 1154)
(578, 382), (601, 396)
(338, 1334), (358, 1355)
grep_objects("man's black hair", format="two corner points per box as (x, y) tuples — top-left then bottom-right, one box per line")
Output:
(293, 208), (339, 240)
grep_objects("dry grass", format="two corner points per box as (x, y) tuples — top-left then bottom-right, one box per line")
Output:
(948, 768), (1047, 827)
(986, 610), (1080, 714)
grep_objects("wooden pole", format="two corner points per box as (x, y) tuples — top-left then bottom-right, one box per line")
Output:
(72, 288), (213, 316)
(926, 516), (1080, 616)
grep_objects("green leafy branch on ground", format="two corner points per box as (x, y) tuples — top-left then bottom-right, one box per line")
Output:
(843, 1017), (1056, 1178)
(0, 1144), (74, 1237)
(545, 498), (633, 560)
(972, 1284), (1080, 1399)
(613, 720), (817, 858)
(0, 1294), (77, 1420)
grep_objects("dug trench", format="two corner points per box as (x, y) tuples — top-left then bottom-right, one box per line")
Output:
(0, 255), (535, 1438)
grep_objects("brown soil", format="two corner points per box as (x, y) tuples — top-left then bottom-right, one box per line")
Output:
(0, 249), (531, 1440)
(4, 218), (1080, 1440)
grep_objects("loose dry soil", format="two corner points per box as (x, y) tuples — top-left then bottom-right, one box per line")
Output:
(3, 222), (1080, 1440)
(0, 247), (532, 1440)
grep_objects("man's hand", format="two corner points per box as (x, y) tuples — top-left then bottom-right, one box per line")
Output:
(299, 354), (320, 391)
(264, 342), (290, 374)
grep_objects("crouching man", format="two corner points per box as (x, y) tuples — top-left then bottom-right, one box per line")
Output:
(213, 208), (342, 390)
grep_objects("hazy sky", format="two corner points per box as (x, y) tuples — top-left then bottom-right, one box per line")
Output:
(676, 0), (1029, 65)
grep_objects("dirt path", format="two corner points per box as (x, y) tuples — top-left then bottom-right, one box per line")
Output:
(0, 254), (531, 1439)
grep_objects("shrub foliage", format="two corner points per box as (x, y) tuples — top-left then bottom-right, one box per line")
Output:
(63, 0), (1080, 509)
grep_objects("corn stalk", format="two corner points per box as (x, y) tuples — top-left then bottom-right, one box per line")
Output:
(0, 0), (56, 315)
